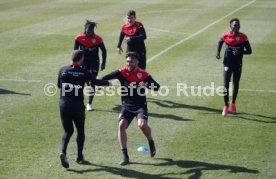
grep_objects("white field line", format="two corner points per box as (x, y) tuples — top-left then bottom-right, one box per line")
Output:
(147, 27), (192, 35)
(0, 79), (41, 83)
(139, 9), (201, 15)
(147, 0), (256, 63)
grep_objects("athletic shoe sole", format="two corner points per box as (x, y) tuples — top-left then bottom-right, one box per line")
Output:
(60, 153), (69, 168)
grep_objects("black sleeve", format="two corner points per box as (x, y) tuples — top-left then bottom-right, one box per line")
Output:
(243, 40), (252, 55)
(129, 26), (147, 42)
(101, 70), (121, 81)
(74, 40), (80, 50)
(99, 42), (107, 65)
(216, 38), (224, 56)
(117, 31), (125, 48)
(144, 75), (160, 91)
(87, 72), (109, 86)
(57, 68), (62, 88)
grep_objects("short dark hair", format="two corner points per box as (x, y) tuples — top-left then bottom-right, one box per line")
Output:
(126, 51), (139, 60)
(72, 50), (84, 62)
(230, 18), (240, 24)
(127, 10), (136, 17)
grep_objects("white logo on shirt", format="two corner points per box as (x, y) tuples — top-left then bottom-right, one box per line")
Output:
(224, 67), (229, 71)
(137, 73), (142, 79)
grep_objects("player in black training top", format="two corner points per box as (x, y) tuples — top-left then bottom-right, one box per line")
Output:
(101, 52), (160, 165)
(117, 10), (147, 69)
(74, 20), (107, 111)
(57, 50), (110, 168)
(216, 18), (252, 117)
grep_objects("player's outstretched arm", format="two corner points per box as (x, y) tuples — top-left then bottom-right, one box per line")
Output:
(144, 75), (160, 91)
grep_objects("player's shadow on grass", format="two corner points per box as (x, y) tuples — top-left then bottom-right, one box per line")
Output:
(113, 104), (193, 122)
(94, 104), (193, 122)
(147, 98), (221, 113)
(152, 158), (259, 179)
(0, 88), (30, 95)
(67, 158), (259, 179)
(67, 162), (178, 179)
(230, 112), (276, 123)
(148, 98), (276, 123)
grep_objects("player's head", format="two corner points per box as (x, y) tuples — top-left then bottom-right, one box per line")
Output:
(230, 18), (240, 33)
(72, 50), (84, 65)
(126, 10), (136, 25)
(84, 20), (97, 36)
(126, 52), (139, 71)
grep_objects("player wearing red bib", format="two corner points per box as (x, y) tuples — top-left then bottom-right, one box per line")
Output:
(117, 10), (147, 69)
(74, 20), (107, 111)
(216, 18), (252, 116)
(101, 52), (160, 165)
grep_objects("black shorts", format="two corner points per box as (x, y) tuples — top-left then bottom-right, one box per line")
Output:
(119, 105), (148, 124)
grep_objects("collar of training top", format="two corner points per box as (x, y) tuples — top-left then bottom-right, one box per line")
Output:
(120, 67), (149, 82)
(221, 31), (248, 46)
(71, 62), (81, 67)
(75, 33), (103, 47)
(121, 21), (143, 36)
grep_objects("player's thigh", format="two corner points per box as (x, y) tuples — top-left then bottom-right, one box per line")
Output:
(59, 109), (74, 133)
(73, 110), (85, 133)
(223, 66), (233, 85)
(137, 107), (148, 127)
(119, 108), (135, 126)
(89, 64), (99, 77)
(233, 67), (242, 84)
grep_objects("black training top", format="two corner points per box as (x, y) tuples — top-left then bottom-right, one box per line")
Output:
(101, 67), (159, 111)
(117, 21), (147, 53)
(57, 64), (109, 102)
(74, 33), (106, 69)
(216, 31), (252, 67)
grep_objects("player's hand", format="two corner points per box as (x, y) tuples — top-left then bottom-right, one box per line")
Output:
(101, 64), (105, 71)
(124, 37), (131, 43)
(233, 49), (239, 56)
(138, 81), (147, 87)
(216, 55), (221, 60)
(117, 47), (123, 55)
(95, 86), (101, 92)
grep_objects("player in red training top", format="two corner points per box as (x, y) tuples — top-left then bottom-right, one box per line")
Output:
(216, 18), (252, 117)
(74, 20), (107, 111)
(117, 10), (147, 69)
(101, 52), (160, 165)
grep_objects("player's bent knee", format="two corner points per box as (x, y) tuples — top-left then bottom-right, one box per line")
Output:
(65, 129), (74, 136)
(138, 119), (147, 129)
(118, 119), (128, 130)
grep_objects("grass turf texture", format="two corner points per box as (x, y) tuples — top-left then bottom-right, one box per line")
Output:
(0, 0), (275, 178)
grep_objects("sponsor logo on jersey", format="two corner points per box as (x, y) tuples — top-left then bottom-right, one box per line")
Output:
(137, 73), (142, 79)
